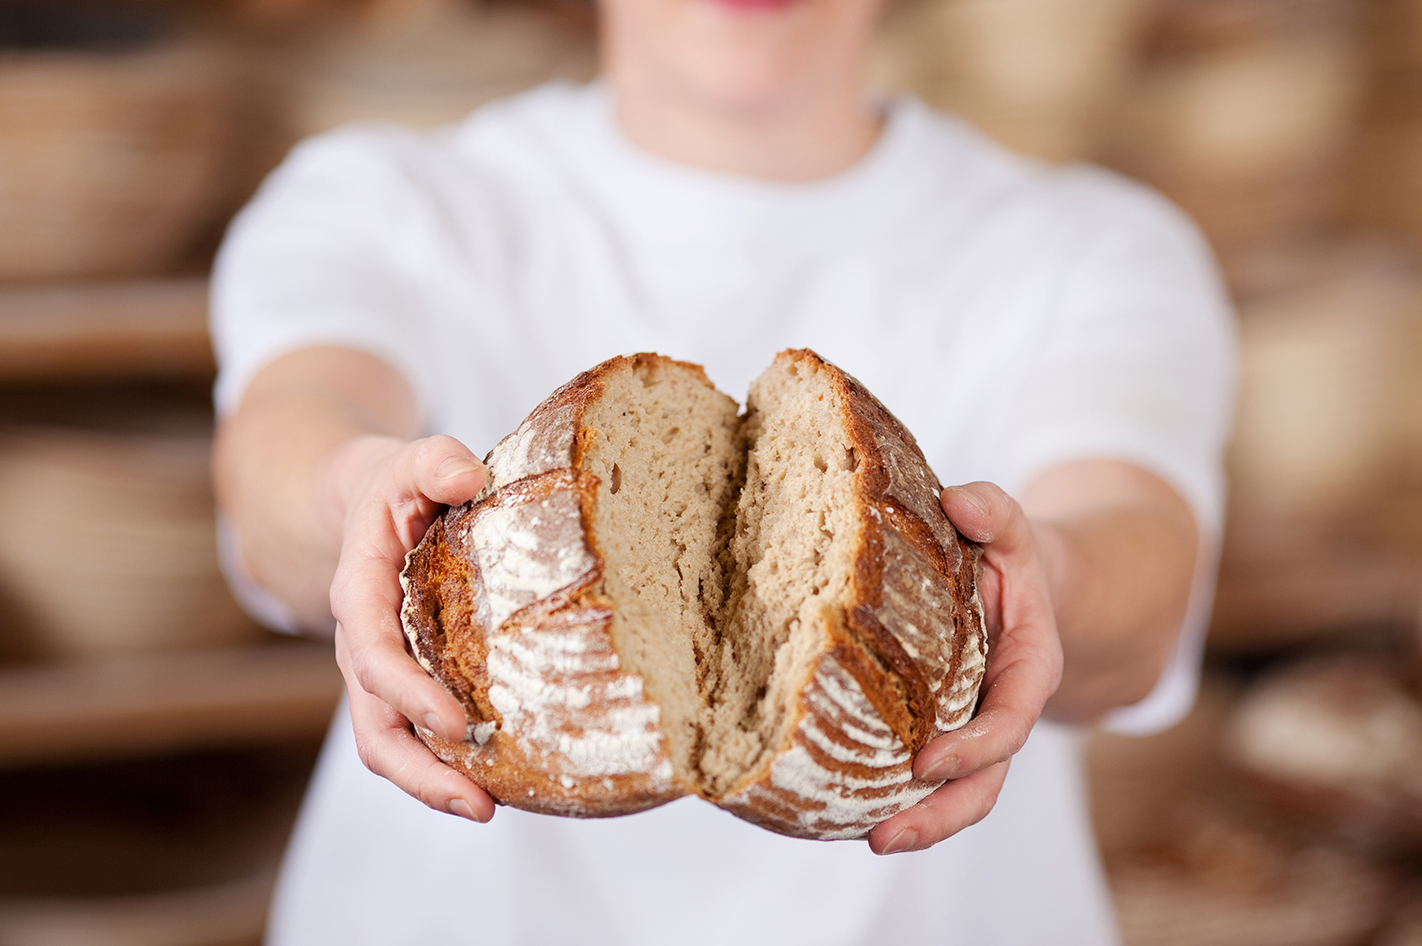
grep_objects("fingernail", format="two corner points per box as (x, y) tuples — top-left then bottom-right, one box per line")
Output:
(422, 712), (449, 740)
(436, 456), (481, 481)
(448, 797), (478, 821)
(947, 486), (988, 517)
(881, 827), (918, 855)
(921, 753), (961, 782)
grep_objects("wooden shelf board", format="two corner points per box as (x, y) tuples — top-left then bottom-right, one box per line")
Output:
(1209, 551), (1422, 651)
(0, 641), (343, 767)
(0, 278), (214, 381)
(0, 870), (274, 946)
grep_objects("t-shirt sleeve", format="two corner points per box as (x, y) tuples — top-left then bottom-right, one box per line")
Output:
(209, 127), (450, 633)
(210, 127), (444, 419)
(998, 172), (1238, 734)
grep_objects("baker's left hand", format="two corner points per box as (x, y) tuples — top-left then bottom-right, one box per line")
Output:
(867, 481), (1063, 855)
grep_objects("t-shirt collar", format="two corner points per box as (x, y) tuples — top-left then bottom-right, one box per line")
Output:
(567, 81), (941, 255)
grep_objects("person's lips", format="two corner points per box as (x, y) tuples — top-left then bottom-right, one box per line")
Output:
(701, 0), (799, 12)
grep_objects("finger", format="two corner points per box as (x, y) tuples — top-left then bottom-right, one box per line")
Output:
(913, 639), (1058, 781)
(925, 482), (1063, 781)
(336, 616), (468, 744)
(329, 474), (467, 741)
(868, 760), (1010, 854)
(408, 435), (487, 508)
(343, 653), (496, 822)
(366, 436), (484, 552)
(941, 482), (1032, 555)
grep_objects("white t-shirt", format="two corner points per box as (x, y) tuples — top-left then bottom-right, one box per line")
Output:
(212, 82), (1234, 945)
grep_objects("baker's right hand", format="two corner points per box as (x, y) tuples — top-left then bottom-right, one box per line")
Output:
(326, 433), (496, 823)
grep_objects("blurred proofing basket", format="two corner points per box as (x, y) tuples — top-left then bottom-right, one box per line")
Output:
(1366, 0), (1422, 72)
(1108, 809), (1398, 946)
(1210, 238), (1422, 648)
(0, 14), (233, 283)
(872, 0), (1148, 163)
(1088, 676), (1400, 946)
(290, 3), (594, 138)
(0, 420), (264, 660)
(1100, 0), (1365, 255)
(1142, 0), (1362, 54)
(1227, 244), (1422, 532)
(1377, 892), (1422, 946)
(1088, 676), (1240, 854)
(1225, 655), (1422, 849)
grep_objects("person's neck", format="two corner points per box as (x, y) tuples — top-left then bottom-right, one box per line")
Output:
(606, 71), (882, 183)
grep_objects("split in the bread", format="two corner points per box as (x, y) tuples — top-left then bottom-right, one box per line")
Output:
(400, 350), (987, 839)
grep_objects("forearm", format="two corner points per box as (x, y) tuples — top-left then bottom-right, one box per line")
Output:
(213, 347), (421, 631)
(878, 467), (1199, 852)
(1020, 461), (1199, 722)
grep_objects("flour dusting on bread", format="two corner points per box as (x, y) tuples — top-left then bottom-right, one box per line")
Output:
(400, 350), (987, 838)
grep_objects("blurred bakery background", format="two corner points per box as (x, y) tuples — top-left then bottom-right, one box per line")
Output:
(0, 0), (1419, 942)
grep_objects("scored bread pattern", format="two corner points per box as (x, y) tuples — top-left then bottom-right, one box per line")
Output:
(712, 353), (986, 838)
(420, 605), (677, 817)
(463, 481), (595, 631)
(400, 376), (685, 815)
(719, 655), (934, 840)
(400, 350), (987, 837)
(873, 527), (986, 734)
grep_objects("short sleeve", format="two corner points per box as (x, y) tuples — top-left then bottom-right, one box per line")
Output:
(210, 126), (445, 418)
(999, 173), (1238, 734)
(209, 126), (455, 633)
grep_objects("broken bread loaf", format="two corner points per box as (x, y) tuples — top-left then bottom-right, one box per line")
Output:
(399, 349), (987, 840)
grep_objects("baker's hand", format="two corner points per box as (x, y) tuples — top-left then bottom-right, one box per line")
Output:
(867, 481), (1063, 855)
(327, 433), (497, 823)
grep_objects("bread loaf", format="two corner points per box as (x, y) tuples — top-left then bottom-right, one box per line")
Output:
(399, 349), (987, 839)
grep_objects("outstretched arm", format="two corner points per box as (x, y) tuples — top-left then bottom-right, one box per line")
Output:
(218, 353), (1198, 838)
(866, 461), (1198, 854)
(214, 345), (495, 821)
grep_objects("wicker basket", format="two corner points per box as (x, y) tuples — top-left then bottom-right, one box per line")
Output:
(1102, 31), (1363, 250)
(1110, 822), (1397, 946)
(1226, 656), (1422, 849)
(1092, 670), (1401, 946)
(0, 22), (233, 282)
(1377, 892), (1422, 946)
(0, 418), (265, 660)
(872, 0), (1147, 162)
(1228, 244), (1422, 530)
(290, 5), (594, 139)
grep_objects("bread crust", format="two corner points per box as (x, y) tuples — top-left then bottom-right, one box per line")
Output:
(399, 350), (986, 836)
(400, 356), (692, 817)
(710, 350), (986, 839)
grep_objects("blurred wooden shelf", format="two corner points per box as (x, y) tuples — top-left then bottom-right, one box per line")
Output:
(1209, 550), (1422, 654)
(0, 871), (273, 946)
(0, 640), (343, 768)
(0, 278), (214, 382)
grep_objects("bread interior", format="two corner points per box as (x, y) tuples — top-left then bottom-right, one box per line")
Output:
(579, 358), (744, 783)
(700, 356), (862, 796)
(580, 354), (863, 797)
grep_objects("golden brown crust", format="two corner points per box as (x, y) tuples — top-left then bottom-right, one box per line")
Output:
(415, 600), (681, 818)
(399, 350), (986, 836)
(710, 350), (985, 839)
(401, 514), (496, 725)
(399, 356), (689, 817)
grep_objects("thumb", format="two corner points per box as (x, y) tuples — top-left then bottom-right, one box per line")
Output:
(409, 435), (487, 506)
(940, 482), (1032, 556)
